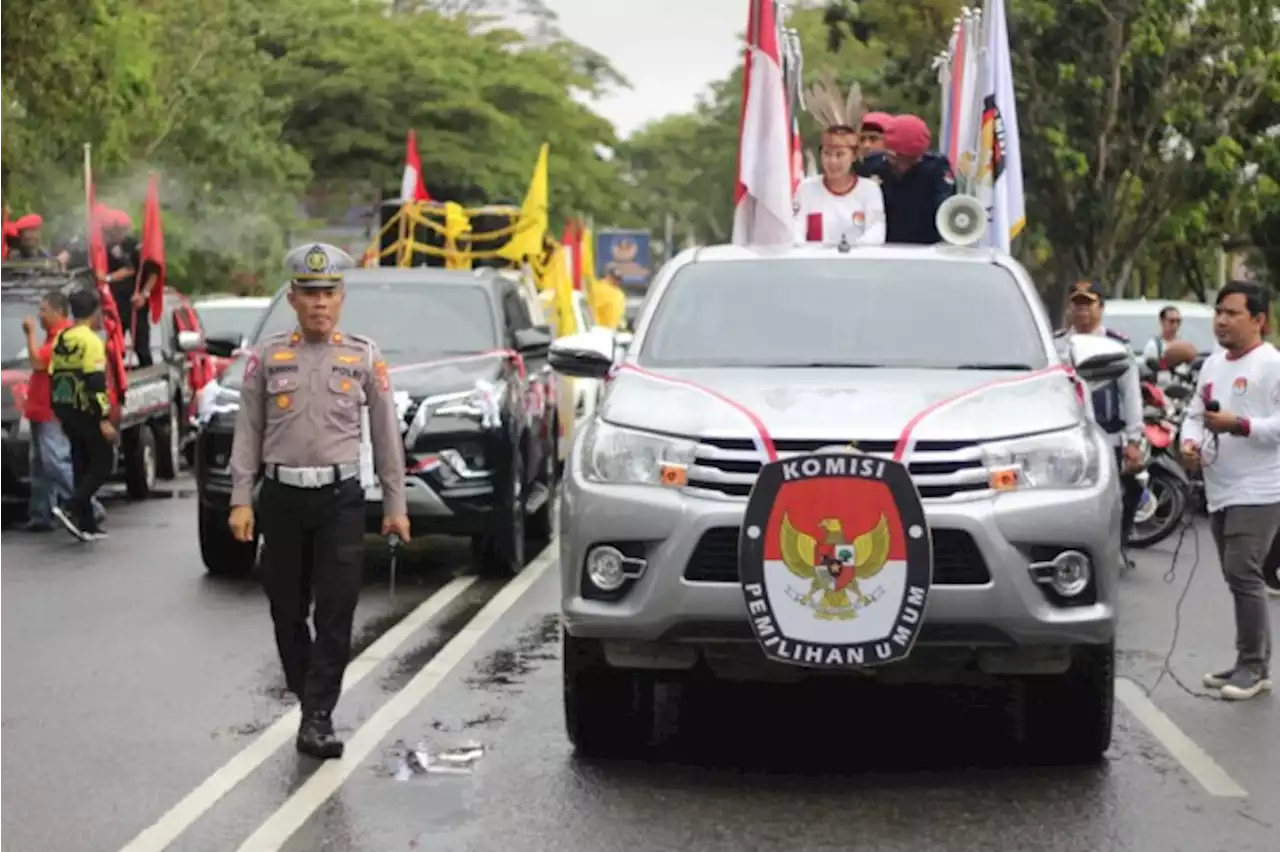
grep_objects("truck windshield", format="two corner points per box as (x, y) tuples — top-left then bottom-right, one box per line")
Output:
(252, 280), (499, 359)
(639, 258), (1050, 370)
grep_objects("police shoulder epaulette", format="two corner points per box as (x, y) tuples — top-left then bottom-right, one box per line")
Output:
(259, 331), (292, 347)
(1104, 328), (1129, 343)
(342, 332), (375, 348)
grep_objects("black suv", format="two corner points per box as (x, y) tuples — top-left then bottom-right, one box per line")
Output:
(194, 267), (560, 577)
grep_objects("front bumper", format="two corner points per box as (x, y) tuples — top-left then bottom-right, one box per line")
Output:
(560, 436), (1123, 670)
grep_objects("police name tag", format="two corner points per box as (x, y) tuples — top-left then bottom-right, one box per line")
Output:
(359, 406), (381, 499)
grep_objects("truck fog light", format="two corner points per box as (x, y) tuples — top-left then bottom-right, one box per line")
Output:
(1050, 550), (1091, 597)
(586, 546), (627, 591)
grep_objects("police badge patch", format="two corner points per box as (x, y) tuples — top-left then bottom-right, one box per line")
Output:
(739, 452), (933, 669)
(305, 245), (329, 273)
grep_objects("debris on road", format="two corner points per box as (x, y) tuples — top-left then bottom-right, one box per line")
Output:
(387, 739), (486, 780)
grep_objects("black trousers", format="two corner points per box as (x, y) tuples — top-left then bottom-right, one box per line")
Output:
(131, 309), (152, 368)
(1115, 446), (1143, 543)
(55, 407), (113, 530)
(257, 477), (365, 715)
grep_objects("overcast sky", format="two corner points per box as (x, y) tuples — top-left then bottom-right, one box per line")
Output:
(543, 0), (747, 138)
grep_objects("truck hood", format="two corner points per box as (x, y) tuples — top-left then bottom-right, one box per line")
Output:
(389, 355), (505, 399)
(602, 366), (1081, 444)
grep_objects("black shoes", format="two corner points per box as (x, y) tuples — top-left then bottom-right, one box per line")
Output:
(296, 711), (344, 760)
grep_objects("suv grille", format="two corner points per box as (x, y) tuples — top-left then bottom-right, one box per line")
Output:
(683, 526), (992, 585)
(686, 437), (991, 501)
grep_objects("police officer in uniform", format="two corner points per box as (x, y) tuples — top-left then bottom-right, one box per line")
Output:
(228, 243), (410, 759)
(1056, 280), (1145, 548)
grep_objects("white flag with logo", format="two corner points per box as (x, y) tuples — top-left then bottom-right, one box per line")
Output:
(978, 0), (1026, 251)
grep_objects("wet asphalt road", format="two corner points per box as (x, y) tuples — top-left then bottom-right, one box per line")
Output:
(3, 484), (1277, 852)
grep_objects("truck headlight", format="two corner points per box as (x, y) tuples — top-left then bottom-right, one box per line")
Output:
(582, 420), (697, 486)
(980, 424), (1099, 490)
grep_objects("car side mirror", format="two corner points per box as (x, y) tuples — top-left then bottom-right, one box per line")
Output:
(614, 331), (634, 352)
(1070, 335), (1131, 386)
(548, 331), (615, 380)
(203, 335), (240, 359)
(513, 326), (553, 359)
(176, 330), (204, 353)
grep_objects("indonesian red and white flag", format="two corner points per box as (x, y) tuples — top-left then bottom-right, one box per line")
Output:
(731, 0), (794, 246)
(401, 130), (431, 203)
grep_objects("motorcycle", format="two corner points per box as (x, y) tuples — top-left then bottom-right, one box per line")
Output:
(1127, 381), (1191, 549)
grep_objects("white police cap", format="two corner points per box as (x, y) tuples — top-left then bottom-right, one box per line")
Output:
(284, 243), (356, 287)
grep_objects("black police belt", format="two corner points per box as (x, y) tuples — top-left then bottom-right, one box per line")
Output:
(264, 463), (359, 489)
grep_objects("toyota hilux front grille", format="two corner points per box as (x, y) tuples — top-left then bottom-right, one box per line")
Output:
(683, 526), (992, 585)
(685, 437), (991, 501)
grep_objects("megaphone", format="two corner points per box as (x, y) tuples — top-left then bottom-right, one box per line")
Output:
(936, 194), (988, 247)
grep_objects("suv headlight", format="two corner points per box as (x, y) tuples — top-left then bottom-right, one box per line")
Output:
(980, 424), (1099, 490)
(582, 420), (697, 486)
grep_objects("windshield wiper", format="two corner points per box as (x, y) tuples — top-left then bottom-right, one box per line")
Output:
(956, 363), (1035, 371)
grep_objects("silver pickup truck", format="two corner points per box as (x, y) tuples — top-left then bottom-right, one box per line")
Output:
(549, 243), (1133, 764)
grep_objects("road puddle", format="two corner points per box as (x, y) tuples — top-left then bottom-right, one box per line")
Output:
(464, 613), (559, 690)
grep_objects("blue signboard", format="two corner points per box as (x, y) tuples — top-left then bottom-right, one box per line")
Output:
(595, 229), (652, 285)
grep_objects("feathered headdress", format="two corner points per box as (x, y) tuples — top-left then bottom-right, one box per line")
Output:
(805, 69), (864, 132)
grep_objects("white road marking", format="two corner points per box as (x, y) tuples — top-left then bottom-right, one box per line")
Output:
(1115, 677), (1248, 798)
(235, 542), (557, 852)
(118, 574), (479, 852)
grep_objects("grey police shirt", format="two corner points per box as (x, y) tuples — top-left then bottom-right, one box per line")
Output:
(229, 329), (407, 516)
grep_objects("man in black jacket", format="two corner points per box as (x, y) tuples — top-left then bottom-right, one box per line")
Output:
(857, 114), (956, 244)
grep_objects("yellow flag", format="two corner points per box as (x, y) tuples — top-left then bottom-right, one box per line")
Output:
(497, 143), (549, 263)
(552, 244), (577, 337)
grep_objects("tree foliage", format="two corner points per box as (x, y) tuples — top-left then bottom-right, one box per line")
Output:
(1, 0), (632, 291)
(819, 0), (1280, 307)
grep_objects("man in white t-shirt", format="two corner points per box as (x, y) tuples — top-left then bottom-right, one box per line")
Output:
(793, 123), (886, 247)
(1180, 280), (1280, 701)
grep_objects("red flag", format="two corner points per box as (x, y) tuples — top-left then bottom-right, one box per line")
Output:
(87, 188), (128, 402)
(401, 130), (432, 202)
(732, 0), (793, 246)
(562, 220), (583, 290)
(138, 174), (166, 323)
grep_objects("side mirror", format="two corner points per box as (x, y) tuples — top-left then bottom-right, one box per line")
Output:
(176, 330), (204, 353)
(615, 331), (635, 351)
(203, 335), (240, 359)
(1070, 335), (1132, 385)
(513, 326), (553, 359)
(548, 331), (615, 380)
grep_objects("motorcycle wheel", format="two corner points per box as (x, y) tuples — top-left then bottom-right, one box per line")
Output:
(1126, 466), (1187, 549)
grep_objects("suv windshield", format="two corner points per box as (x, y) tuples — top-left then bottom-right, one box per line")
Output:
(252, 279), (499, 360)
(639, 259), (1049, 370)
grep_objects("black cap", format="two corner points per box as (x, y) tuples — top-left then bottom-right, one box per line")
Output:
(1068, 279), (1106, 304)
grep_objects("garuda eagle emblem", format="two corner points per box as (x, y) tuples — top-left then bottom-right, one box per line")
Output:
(779, 512), (892, 617)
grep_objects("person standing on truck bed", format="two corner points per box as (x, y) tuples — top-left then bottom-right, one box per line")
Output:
(856, 114), (956, 244)
(227, 243), (410, 760)
(10, 214), (54, 260)
(49, 288), (118, 542)
(101, 209), (160, 368)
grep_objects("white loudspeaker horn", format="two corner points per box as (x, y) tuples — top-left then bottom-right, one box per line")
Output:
(936, 194), (988, 247)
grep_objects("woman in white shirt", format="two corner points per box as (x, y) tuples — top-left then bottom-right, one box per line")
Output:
(792, 76), (886, 247)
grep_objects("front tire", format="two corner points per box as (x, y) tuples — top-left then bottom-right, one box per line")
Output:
(563, 633), (655, 759)
(199, 505), (257, 576)
(1016, 642), (1115, 765)
(155, 402), (183, 480)
(477, 449), (526, 577)
(124, 425), (158, 499)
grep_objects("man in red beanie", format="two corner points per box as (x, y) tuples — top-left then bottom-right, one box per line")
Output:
(859, 112), (892, 158)
(11, 214), (55, 260)
(857, 114), (956, 244)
